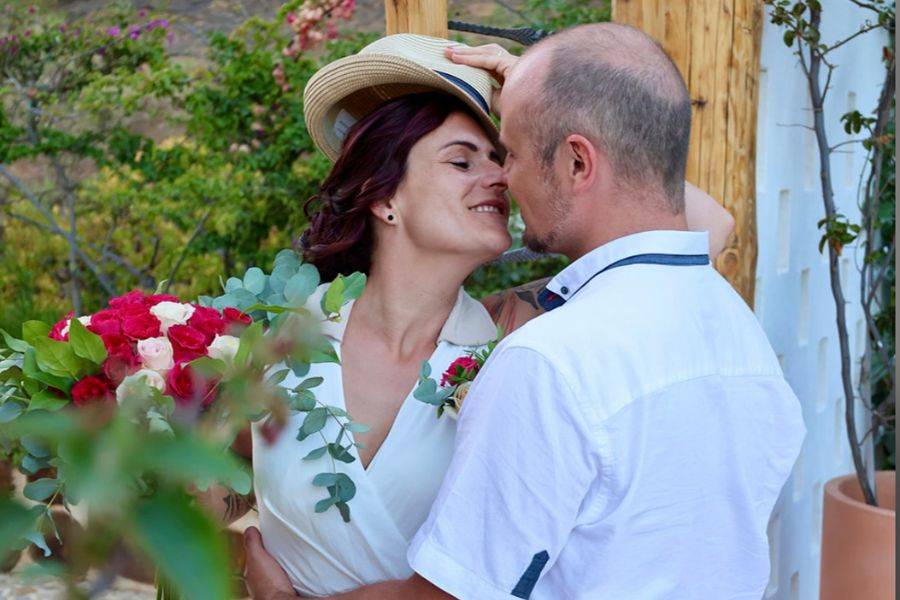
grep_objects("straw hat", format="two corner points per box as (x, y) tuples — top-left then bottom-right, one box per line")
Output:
(303, 34), (498, 162)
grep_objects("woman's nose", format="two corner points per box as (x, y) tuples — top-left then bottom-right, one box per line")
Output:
(482, 162), (508, 193)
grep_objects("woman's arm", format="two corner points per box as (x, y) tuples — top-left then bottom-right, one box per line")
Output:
(684, 181), (734, 258)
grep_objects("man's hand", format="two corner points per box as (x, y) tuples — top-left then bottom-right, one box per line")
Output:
(445, 43), (518, 112)
(243, 526), (297, 600)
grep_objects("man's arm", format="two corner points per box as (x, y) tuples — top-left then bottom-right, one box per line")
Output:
(243, 527), (451, 600)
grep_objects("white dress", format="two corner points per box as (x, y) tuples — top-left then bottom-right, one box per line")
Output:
(252, 286), (497, 597)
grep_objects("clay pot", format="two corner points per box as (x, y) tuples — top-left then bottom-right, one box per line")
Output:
(820, 470), (895, 600)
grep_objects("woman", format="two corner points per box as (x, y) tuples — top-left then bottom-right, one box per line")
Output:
(248, 35), (734, 597)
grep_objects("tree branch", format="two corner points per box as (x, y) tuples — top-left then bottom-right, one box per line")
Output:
(163, 208), (212, 294)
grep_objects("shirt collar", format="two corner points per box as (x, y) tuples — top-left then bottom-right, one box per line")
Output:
(317, 286), (497, 347)
(546, 230), (710, 300)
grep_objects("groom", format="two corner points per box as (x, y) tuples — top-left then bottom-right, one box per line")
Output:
(245, 23), (805, 599)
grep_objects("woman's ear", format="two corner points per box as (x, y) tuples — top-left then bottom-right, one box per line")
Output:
(370, 199), (397, 225)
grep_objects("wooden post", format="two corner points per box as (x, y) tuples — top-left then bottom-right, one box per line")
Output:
(613, 0), (763, 307)
(385, 0), (448, 38)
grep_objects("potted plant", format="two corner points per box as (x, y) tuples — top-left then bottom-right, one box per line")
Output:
(765, 2), (895, 597)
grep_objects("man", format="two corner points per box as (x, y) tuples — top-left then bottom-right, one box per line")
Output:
(245, 23), (805, 599)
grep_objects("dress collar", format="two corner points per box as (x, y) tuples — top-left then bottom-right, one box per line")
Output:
(315, 286), (497, 347)
(546, 230), (710, 300)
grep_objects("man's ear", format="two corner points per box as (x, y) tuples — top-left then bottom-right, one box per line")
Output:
(563, 134), (599, 194)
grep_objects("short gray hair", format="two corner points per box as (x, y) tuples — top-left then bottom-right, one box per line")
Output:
(530, 27), (692, 213)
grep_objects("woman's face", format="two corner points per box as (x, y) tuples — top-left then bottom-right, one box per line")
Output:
(388, 111), (511, 263)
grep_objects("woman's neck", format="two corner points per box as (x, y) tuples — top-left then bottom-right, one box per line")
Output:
(347, 249), (475, 359)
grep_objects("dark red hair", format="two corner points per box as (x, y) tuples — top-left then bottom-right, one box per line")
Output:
(299, 92), (486, 281)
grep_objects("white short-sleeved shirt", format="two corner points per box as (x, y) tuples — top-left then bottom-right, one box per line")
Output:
(408, 230), (806, 599)
(253, 286), (497, 597)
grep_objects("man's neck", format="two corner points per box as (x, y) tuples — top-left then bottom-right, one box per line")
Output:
(564, 207), (689, 262)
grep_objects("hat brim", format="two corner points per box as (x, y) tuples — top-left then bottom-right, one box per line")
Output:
(304, 53), (499, 162)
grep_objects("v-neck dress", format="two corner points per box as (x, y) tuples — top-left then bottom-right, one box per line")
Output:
(251, 287), (496, 597)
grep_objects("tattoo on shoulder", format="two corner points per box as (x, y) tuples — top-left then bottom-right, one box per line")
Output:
(222, 492), (250, 522)
(512, 278), (551, 311)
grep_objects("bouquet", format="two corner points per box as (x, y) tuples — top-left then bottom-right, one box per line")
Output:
(413, 334), (500, 419)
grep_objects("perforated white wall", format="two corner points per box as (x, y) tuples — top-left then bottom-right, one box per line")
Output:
(753, 2), (887, 598)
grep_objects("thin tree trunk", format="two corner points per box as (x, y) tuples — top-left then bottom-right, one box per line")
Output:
(806, 8), (877, 506)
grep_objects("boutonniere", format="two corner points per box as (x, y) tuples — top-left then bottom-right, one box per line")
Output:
(413, 333), (500, 419)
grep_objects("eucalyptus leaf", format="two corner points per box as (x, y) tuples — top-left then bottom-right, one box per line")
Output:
(24, 531), (52, 558)
(21, 436), (51, 458)
(336, 501), (351, 523)
(314, 496), (338, 513)
(297, 376), (324, 390)
(0, 401), (22, 423)
(333, 473), (356, 502)
(224, 277), (244, 293)
(20, 453), (50, 475)
(327, 443), (355, 463)
(420, 361), (432, 379)
(284, 265), (320, 305)
(346, 422), (370, 433)
(243, 267), (267, 295)
(291, 389), (317, 412)
(311, 472), (339, 487)
(303, 446), (328, 461)
(0, 498), (35, 558)
(297, 407), (328, 441)
(23, 478), (60, 502)
(287, 358), (311, 378)
(342, 272), (366, 302)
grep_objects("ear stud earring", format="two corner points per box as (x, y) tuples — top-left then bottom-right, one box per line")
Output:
(387, 215), (394, 221)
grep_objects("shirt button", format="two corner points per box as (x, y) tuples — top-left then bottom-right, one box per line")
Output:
(560, 286), (569, 295)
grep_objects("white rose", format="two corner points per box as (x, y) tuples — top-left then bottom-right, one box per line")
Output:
(61, 315), (92, 338)
(149, 301), (196, 333)
(137, 337), (175, 372)
(116, 369), (166, 405)
(207, 334), (240, 364)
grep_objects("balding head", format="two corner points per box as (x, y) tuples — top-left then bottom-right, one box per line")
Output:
(512, 23), (692, 212)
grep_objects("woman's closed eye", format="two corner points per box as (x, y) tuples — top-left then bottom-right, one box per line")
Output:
(449, 160), (470, 170)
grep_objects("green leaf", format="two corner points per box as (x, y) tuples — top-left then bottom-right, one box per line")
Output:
(311, 472), (339, 487)
(0, 329), (29, 352)
(284, 264), (320, 305)
(0, 401), (23, 423)
(189, 356), (227, 378)
(234, 321), (263, 367)
(303, 446), (328, 461)
(341, 272), (366, 302)
(336, 500), (351, 523)
(67, 319), (107, 365)
(22, 321), (51, 346)
(297, 376), (324, 390)
(266, 369), (290, 386)
(0, 498), (35, 558)
(327, 443), (355, 463)
(28, 390), (68, 412)
(23, 478), (60, 502)
(243, 267), (267, 295)
(322, 276), (345, 316)
(314, 495), (338, 513)
(297, 407), (328, 441)
(32, 338), (81, 378)
(132, 491), (232, 600)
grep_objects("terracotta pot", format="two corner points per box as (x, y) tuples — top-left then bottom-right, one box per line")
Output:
(820, 470), (895, 600)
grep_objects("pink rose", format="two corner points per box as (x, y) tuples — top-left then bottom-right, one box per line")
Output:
(165, 362), (217, 407)
(102, 346), (141, 386)
(108, 290), (146, 310)
(71, 375), (113, 407)
(137, 337), (175, 372)
(440, 356), (480, 387)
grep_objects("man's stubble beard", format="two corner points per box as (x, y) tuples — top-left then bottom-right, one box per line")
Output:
(522, 182), (570, 255)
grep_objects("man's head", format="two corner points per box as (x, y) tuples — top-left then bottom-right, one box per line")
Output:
(498, 23), (692, 257)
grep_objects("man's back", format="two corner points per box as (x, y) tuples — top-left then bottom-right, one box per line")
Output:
(408, 231), (805, 600)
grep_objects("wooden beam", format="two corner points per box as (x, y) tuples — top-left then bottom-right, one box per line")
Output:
(385, 0), (448, 38)
(613, 0), (762, 307)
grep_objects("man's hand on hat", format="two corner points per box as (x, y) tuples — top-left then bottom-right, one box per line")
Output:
(444, 43), (518, 105)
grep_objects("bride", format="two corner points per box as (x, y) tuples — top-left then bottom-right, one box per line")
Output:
(246, 34), (733, 597)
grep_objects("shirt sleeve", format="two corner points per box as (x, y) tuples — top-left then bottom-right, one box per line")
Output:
(407, 345), (601, 599)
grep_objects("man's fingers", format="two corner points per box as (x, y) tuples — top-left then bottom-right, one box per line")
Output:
(244, 526), (262, 552)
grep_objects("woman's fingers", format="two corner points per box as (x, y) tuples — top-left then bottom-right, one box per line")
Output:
(444, 44), (518, 84)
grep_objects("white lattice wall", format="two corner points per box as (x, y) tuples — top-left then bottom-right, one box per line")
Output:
(754, 2), (887, 599)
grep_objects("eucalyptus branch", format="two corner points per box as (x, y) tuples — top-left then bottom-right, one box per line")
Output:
(830, 138), (867, 151)
(846, 0), (887, 13)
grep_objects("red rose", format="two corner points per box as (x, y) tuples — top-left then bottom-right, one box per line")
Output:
(440, 356), (480, 386)
(165, 362), (217, 407)
(108, 290), (146, 310)
(146, 293), (180, 306)
(100, 336), (140, 386)
(188, 306), (226, 343)
(48, 312), (74, 341)
(121, 310), (161, 340)
(70, 375), (113, 407)
(87, 309), (121, 336)
(223, 307), (252, 325)
(167, 324), (208, 363)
